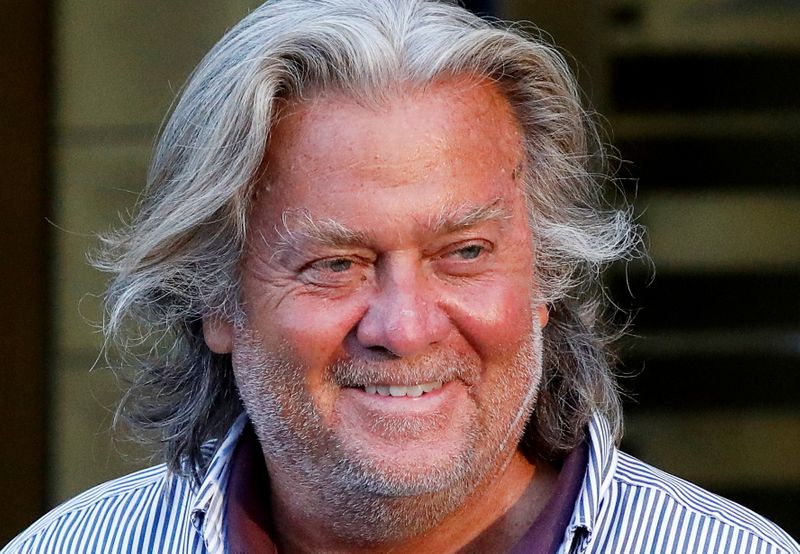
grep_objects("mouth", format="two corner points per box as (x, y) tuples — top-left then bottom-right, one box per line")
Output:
(339, 380), (463, 444)
(360, 381), (444, 398)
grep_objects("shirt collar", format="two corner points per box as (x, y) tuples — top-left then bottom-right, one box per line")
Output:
(564, 413), (620, 546)
(190, 413), (250, 554)
(188, 412), (618, 553)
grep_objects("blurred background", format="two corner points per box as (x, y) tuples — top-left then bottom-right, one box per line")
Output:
(1, 0), (798, 544)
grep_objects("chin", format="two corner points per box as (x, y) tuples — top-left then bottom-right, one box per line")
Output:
(314, 423), (525, 546)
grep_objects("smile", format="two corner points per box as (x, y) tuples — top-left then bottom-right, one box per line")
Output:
(362, 382), (444, 397)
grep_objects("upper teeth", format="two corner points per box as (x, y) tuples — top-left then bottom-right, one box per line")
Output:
(363, 382), (443, 397)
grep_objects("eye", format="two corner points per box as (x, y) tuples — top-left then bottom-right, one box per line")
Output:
(315, 257), (353, 273)
(300, 255), (370, 289)
(452, 244), (484, 260)
(444, 241), (491, 261)
(436, 240), (493, 276)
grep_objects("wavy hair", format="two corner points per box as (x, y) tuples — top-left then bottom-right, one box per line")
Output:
(97, 0), (639, 482)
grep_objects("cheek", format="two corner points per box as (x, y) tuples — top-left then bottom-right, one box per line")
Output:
(445, 224), (537, 359)
(444, 277), (534, 360)
(260, 292), (369, 368)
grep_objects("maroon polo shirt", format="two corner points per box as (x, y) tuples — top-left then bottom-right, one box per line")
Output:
(225, 424), (588, 553)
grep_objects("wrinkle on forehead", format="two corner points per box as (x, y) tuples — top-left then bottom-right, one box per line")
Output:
(263, 78), (524, 186)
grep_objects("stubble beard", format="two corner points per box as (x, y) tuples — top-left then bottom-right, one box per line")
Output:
(232, 322), (544, 545)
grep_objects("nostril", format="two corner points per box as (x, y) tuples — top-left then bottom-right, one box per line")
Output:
(367, 345), (396, 358)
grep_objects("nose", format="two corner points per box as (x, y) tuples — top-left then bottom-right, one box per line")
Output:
(355, 261), (450, 357)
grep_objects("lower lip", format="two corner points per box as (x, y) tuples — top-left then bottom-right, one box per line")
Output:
(335, 381), (471, 460)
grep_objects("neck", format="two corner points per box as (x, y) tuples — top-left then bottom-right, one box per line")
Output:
(267, 450), (558, 554)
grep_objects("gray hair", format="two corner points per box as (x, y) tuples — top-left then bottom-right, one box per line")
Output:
(98, 0), (639, 482)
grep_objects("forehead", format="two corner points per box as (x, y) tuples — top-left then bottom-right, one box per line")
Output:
(253, 78), (526, 234)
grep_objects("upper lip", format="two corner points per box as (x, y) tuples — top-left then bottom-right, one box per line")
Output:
(338, 375), (452, 388)
(356, 380), (443, 387)
(362, 382), (446, 399)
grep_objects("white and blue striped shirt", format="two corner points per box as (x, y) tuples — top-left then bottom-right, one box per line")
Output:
(4, 414), (798, 553)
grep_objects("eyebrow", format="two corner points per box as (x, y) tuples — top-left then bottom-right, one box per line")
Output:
(268, 198), (512, 256)
(429, 197), (511, 234)
(266, 209), (371, 261)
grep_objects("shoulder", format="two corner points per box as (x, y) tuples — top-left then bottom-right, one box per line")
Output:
(2, 464), (198, 554)
(591, 451), (799, 553)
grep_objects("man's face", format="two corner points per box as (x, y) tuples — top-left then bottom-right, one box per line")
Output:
(205, 78), (548, 534)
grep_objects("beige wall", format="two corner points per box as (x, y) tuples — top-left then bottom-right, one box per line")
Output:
(51, 0), (262, 504)
(504, 0), (800, 526)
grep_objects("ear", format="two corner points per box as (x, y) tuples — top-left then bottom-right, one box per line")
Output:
(203, 315), (234, 354)
(536, 304), (549, 328)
